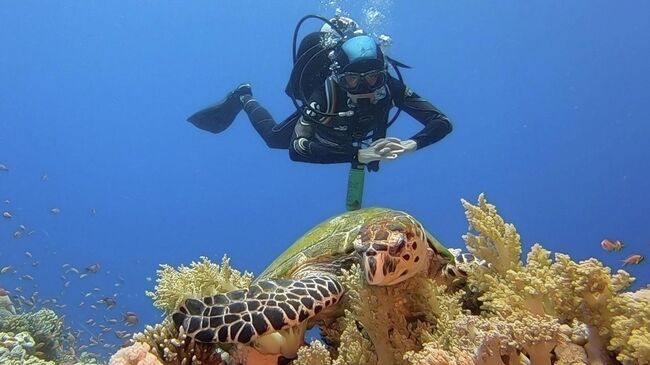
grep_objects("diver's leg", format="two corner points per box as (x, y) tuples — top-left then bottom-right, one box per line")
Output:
(240, 95), (298, 150)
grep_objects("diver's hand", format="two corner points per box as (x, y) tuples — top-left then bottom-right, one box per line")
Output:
(378, 138), (418, 156)
(397, 139), (417, 154)
(357, 145), (399, 164)
(370, 137), (406, 156)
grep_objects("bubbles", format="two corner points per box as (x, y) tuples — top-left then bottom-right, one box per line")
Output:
(319, 0), (394, 53)
(361, 0), (393, 38)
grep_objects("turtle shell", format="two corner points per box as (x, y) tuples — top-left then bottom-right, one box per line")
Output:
(256, 207), (455, 281)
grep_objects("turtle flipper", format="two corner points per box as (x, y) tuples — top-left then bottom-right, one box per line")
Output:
(172, 276), (344, 345)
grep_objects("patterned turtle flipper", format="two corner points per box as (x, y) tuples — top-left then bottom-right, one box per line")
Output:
(172, 275), (344, 345)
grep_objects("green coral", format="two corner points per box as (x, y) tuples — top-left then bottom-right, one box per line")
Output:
(0, 308), (65, 362)
(0, 331), (55, 365)
(145, 255), (254, 314)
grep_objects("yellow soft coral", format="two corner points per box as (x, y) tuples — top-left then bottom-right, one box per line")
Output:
(145, 255), (254, 314)
(461, 194), (650, 364)
(404, 342), (473, 365)
(293, 340), (333, 365)
(338, 264), (442, 365)
(461, 194), (522, 275)
(608, 288), (650, 364)
(108, 342), (163, 365)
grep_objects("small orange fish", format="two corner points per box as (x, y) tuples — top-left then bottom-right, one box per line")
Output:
(621, 254), (644, 266)
(601, 239), (624, 252)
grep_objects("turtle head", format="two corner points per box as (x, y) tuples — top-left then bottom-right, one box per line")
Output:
(354, 213), (431, 286)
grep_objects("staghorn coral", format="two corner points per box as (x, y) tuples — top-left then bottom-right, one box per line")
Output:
(146, 255), (254, 314)
(115, 194), (649, 365)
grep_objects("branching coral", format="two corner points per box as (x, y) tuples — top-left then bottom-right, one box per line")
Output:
(146, 255), (254, 314)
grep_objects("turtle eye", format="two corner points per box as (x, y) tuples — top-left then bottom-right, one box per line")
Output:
(354, 241), (367, 255)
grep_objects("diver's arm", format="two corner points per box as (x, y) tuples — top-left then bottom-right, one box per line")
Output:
(392, 80), (453, 149)
(289, 117), (358, 164)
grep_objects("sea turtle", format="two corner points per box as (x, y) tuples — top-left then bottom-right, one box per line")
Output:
(172, 208), (462, 359)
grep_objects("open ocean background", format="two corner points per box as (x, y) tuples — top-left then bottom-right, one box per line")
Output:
(1, 0), (648, 360)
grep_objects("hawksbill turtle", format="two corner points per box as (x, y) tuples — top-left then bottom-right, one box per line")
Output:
(172, 208), (465, 360)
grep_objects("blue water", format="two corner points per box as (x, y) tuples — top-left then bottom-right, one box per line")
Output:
(1, 1), (649, 359)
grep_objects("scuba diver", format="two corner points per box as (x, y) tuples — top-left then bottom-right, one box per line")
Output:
(188, 15), (452, 172)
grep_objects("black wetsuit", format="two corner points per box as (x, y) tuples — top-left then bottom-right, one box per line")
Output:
(289, 76), (451, 165)
(240, 32), (452, 168)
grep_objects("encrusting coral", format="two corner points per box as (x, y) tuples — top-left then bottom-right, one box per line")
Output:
(112, 194), (648, 365)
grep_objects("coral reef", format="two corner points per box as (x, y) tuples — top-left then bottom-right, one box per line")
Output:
(0, 307), (65, 361)
(130, 321), (227, 365)
(0, 295), (103, 364)
(115, 194), (649, 365)
(126, 256), (253, 365)
(145, 256), (254, 315)
(0, 331), (55, 365)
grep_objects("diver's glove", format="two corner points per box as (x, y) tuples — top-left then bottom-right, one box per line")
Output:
(376, 138), (418, 157)
(370, 137), (405, 156)
(397, 139), (418, 154)
(357, 142), (403, 164)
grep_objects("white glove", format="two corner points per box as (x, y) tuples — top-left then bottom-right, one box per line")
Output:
(370, 137), (406, 156)
(357, 145), (400, 164)
(357, 138), (418, 164)
(398, 139), (418, 154)
(372, 138), (418, 157)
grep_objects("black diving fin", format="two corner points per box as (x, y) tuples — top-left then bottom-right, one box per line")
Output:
(187, 84), (251, 134)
